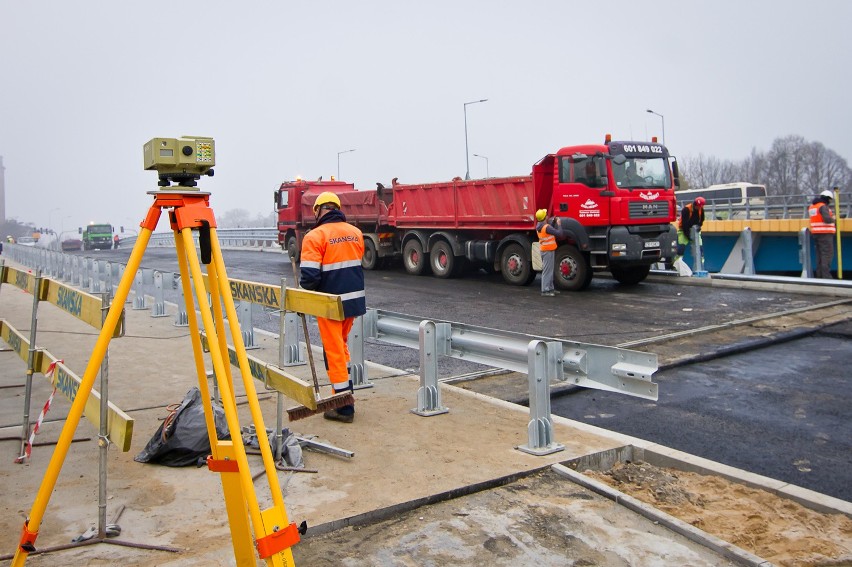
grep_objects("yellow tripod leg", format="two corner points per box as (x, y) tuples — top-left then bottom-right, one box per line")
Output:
(11, 225), (155, 566)
(173, 231), (255, 566)
(208, 228), (296, 565)
(179, 229), (296, 566)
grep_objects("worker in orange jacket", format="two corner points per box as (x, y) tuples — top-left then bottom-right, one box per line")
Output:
(808, 190), (837, 279)
(299, 191), (366, 423)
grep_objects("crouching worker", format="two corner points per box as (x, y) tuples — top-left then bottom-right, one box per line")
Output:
(299, 191), (366, 423)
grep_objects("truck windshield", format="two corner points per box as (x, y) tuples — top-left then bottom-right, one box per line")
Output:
(611, 157), (671, 189)
(88, 225), (112, 233)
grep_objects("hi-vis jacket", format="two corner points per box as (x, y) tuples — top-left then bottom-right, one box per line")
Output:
(536, 222), (557, 252)
(299, 210), (366, 318)
(808, 202), (836, 234)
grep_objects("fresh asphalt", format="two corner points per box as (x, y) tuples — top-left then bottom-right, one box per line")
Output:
(79, 246), (852, 502)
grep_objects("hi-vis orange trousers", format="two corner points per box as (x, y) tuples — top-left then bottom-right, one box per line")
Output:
(317, 316), (355, 391)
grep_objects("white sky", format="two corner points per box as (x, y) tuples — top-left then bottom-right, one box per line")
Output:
(2, 1), (850, 232)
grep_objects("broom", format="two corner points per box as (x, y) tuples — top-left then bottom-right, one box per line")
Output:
(286, 258), (355, 421)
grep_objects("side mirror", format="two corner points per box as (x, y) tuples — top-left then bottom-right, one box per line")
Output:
(671, 160), (681, 190)
(78, 227), (82, 234)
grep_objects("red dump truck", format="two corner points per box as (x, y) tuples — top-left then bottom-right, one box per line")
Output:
(275, 137), (679, 290)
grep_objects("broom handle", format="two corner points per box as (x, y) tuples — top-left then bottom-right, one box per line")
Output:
(291, 256), (321, 395)
(300, 313), (321, 395)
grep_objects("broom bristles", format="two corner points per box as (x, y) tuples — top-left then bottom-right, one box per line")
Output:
(287, 392), (355, 422)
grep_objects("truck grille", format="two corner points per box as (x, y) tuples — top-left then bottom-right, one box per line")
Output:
(629, 201), (669, 220)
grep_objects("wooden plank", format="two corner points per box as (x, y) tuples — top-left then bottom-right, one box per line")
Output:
(200, 333), (317, 410)
(0, 319), (135, 452)
(284, 287), (344, 321)
(199, 273), (281, 310)
(0, 267), (123, 335)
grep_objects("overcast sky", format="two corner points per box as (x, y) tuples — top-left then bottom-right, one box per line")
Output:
(2, 1), (850, 233)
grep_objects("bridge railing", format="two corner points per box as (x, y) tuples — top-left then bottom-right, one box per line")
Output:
(677, 192), (851, 221)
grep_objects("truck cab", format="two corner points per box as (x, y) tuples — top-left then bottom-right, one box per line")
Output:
(549, 138), (678, 286)
(274, 179), (356, 259)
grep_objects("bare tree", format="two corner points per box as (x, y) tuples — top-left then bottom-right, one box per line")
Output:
(682, 135), (851, 200)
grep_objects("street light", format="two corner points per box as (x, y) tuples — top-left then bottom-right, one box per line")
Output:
(473, 153), (489, 178)
(464, 99), (488, 180)
(646, 109), (665, 145)
(337, 149), (356, 180)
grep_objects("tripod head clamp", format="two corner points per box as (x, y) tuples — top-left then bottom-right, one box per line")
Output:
(144, 136), (215, 188)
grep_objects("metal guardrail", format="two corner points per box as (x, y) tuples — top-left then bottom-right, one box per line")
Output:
(4, 243), (660, 455)
(119, 228), (278, 249)
(676, 193), (851, 221)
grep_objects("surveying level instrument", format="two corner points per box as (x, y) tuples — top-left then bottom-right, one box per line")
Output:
(13, 137), (304, 566)
(143, 136), (215, 187)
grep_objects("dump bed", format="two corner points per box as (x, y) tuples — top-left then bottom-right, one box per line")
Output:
(299, 188), (390, 227)
(389, 176), (539, 230)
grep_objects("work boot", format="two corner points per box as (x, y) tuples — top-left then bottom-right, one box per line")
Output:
(323, 407), (354, 423)
(541, 291), (556, 297)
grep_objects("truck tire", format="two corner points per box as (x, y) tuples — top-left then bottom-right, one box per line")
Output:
(500, 243), (535, 286)
(362, 238), (379, 270)
(610, 264), (651, 286)
(554, 245), (592, 291)
(286, 235), (298, 262)
(403, 239), (430, 276)
(430, 240), (457, 278)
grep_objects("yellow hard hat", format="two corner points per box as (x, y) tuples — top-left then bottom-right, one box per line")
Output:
(535, 209), (547, 221)
(313, 191), (341, 213)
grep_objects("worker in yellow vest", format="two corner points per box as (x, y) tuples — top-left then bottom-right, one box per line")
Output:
(808, 190), (837, 279)
(535, 209), (564, 297)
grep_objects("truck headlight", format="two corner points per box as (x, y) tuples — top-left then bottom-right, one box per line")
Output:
(611, 243), (627, 251)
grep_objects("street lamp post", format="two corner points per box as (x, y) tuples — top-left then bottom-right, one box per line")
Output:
(646, 109), (665, 145)
(337, 149), (356, 180)
(473, 153), (489, 178)
(464, 99), (488, 180)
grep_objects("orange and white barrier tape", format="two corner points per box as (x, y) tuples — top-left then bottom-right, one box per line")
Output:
(15, 360), (62, 464)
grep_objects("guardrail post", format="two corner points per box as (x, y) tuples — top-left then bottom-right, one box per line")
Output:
(690, 226), (708, 277)
(104, 261), (114, 296)
(517, 340), (565, 456)
(348, 315), (372, 389)
(281, 310), (305, 366)
(150, 271), (170, 318)
(740, 228), (756, 275)
(237, 301), (259, 349)
(132, 269), (148, 310)
(89, 259), (102, 293)
(174, 275), (189, 327)
(799, 227), (813, 278)
(411, 320), (450, 417)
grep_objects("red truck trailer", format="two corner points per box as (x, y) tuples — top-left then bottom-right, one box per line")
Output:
(275, 136), (679, 290)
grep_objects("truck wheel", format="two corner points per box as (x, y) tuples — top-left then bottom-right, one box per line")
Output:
(430, 241), (457, 278)
(362, 238), (379, 270)
(554, 245), (592, 291)
(286, 236), (298, 262)
(610, 264), (651, 285)
(403, 239), (430, 276)
(500, 243), (535, 286)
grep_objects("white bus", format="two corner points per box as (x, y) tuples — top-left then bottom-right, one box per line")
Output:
(676, 182), (767, 218)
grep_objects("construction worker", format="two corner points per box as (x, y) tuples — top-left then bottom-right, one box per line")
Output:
(113, 234), (120, 249)
(808, 189), (836, 279)
(677, 196), (706, 263)
(300, 191), (366, 423)
(536, 209), (564, 296)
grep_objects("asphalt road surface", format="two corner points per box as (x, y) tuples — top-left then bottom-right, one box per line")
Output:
(83, 246), (852, 502)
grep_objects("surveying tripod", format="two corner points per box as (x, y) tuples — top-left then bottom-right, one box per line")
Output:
(12, 189), (302, 566)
